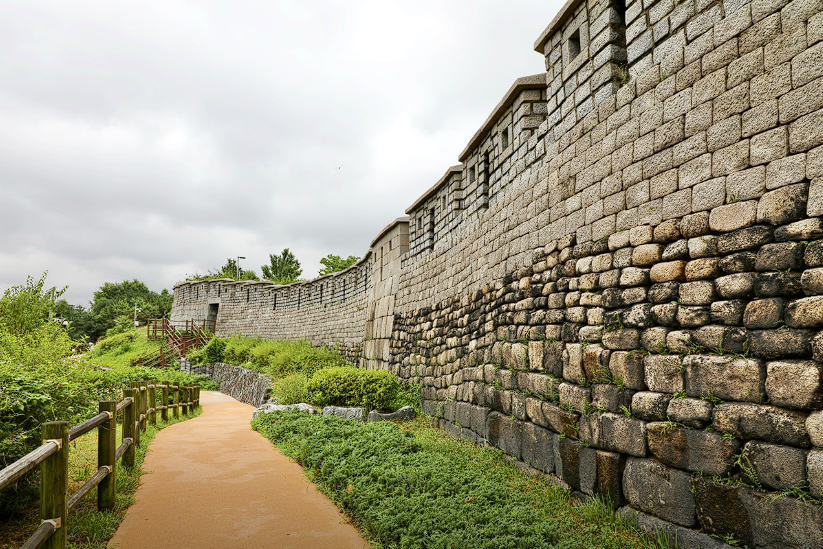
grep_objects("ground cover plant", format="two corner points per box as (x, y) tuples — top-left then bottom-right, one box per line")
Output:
(252, 412), (663, 549)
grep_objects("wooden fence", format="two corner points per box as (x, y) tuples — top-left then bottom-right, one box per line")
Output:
(0, 380), (201, 549)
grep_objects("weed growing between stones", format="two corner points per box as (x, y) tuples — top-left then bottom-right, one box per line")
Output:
(252, 412), (662, 549)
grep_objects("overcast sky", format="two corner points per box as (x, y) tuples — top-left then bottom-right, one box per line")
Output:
(1, 0), (562, 307)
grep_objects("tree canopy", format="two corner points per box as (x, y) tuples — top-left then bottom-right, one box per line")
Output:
(261, 249), (302, 284)
(188, 258), (260, 282)
(0, 272), (65, 336)
(319, 254), (360, 276)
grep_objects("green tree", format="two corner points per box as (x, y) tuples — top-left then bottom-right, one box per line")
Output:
(261, 249), (302, 284)
(188, 258), (260, 282)
(88, 280), (174, 340)
(0, 272), (65, 335)
(319, 254), (360, 276)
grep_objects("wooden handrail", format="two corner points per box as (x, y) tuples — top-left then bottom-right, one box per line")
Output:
(0, 381), (201, 549)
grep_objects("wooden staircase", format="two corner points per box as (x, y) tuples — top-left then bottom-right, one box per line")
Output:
(131, 318), (215, 368)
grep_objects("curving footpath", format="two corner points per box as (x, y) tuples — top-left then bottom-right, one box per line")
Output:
(108, 391), (369, 549)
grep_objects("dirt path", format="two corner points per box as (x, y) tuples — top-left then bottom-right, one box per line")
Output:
(108, 391), (369, 549)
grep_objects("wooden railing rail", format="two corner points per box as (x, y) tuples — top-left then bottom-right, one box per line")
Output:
(135, 318), (213, 369)
(0, 380), (201, 549)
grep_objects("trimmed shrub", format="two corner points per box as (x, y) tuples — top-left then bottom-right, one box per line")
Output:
(307, 366), (398, 411)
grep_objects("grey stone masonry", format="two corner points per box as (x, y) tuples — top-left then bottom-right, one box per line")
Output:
(173, 0), (823, 545)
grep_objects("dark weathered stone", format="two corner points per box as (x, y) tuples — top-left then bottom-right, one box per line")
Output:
(591, 384), (635, 413)
(623, 458), (696, 527)
(754, 272), (804, 297)
(553, 436), (582, 491)
(742, 440), (807, 491)
(647, 423), (740, 475)
(608, 351), (646, 390)
(644, 354), (684, 393)
(641, 327), (669, 353)
(756, 183), (809, 226)
(526, 398), (579, 438)
(521, 421), (555, 474)
(684, 355), (766, 402)
(806, 240), (823, 267)
(662, 239), (689, 260)
(648, 282), (680, 303)
(651, 303), (679, 325)
(579, 412), (647, 457)
(719, 251), (757, 273)
(602, 328), (642, 350)
(486, 411), (522, 459)
(325, 406), (367, 421)
(743, 298), (787, 329)
(559, 382), (591, 413)
(785, 296), (823, 328)
(679, 281), (716, 305)
(774, 218), (823, 242)
(765, 359), (823, 409)
(715, 272), (756, 299)
(809, 450), (823, 499)
(693, 476), (755, 548)
(685, 258), (723, 280)
(596, 450), (626, 506)
(621, 506), (729, 549)
(802, 267), (823, 295)
(755, 242), (806, 272)
(717, 226), (775, 254)
(713, 403), (811, 447)
(690, 325), (726, 351)
(667, 397), (713, 428)
(676, 305), (712, 328)
(749, 329), (813, 358)
(631, 392), (671, 421)
(622, 303), (653, 327)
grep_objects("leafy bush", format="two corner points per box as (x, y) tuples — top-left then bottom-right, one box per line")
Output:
(307, 366), (398, 411)
(222, 336), (260, 365)
(272, 373), (310, 405)
(188, 336), (226, 364)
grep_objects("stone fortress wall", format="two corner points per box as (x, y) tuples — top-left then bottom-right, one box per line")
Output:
(172, 0), (823, 545)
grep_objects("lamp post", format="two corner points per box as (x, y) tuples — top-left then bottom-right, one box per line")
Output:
(134, 303), (141, 327)
(236, 256), (245, 279)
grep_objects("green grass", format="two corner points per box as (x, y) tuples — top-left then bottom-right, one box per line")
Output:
(252, 412), (662, 549)
(86, 327), (163, 368)
(0, 409), (200, 549)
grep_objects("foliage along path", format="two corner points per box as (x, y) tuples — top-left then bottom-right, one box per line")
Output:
(108, 391), (368, 549)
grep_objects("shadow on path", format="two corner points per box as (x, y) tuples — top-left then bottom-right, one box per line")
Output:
(108, 391), (369, 549)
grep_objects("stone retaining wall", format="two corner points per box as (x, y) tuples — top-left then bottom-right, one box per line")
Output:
(173, 0), (823, 545)
(191, 363), (271, 407)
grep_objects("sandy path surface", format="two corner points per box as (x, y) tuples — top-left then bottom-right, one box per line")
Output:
(108, 391), (369, 549)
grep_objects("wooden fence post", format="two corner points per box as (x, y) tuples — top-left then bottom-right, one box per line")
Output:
(139, 382), (147, 433)
(98, 400), (116, 510)
(181, 386), (188, 417)
(148, 383), (157, 426)
(123, 389), (136, 466)
(173, 382), (180, 419)
(41, 421), (69, 549)
(161, 381), (169, 422)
